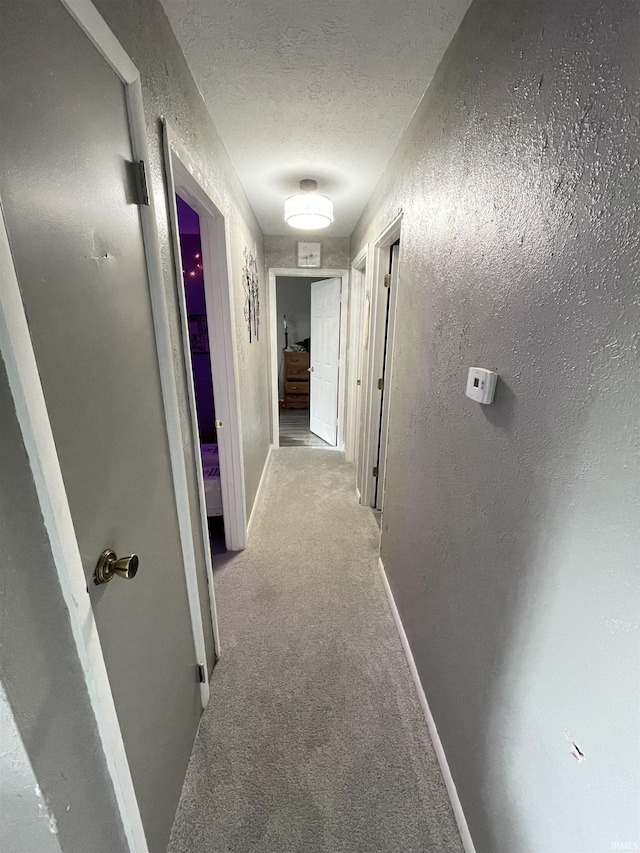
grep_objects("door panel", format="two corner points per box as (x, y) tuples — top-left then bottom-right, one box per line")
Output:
(374, 244), (400, 510)
(310, 278), (341, 446)
(0, 3), (200, 849)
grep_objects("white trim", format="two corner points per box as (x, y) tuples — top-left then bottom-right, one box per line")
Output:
(344, 246), (368, 465)
(377, 558), (476, 853)
(352, 246), (373, 500)
(360, 213), (402, 507)
(0, 207), (147, 853)
(60, 0), (137, 83)
(247, 444), (274, 540)
(268, 267), (350, 450)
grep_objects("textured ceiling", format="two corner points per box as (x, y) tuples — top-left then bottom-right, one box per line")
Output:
(159, 0), (472, 236)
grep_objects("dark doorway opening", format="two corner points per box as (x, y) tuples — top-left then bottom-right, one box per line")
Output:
(176, 195), (226, 555)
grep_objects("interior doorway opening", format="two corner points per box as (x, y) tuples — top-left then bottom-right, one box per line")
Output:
(269, 267), (350, 451)
(176, 196), (226, 555)
(276, 275), (330, 447)
(357, 214), (402, 510)
(373, 239), (400, 510)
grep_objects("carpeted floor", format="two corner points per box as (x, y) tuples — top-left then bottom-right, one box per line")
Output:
(168, 448), (463, 853)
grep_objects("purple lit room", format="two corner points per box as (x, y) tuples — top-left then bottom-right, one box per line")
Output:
(176, 195), (226, 554)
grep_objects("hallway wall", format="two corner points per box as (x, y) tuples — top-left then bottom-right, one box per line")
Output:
(94, 0), (270, 533)
(276, 277), (312, 357)
(350, 1), (640, 851)
(265, 234), (350, 272)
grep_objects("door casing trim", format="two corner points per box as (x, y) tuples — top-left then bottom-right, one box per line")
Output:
(163, 121), (250, 649)
(345, 245), (369, 470)
(267, 267), (349, 449)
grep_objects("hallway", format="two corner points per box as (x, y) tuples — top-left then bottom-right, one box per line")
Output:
(168, 449), (462, 852)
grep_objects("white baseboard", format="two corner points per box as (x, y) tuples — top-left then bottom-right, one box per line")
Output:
(247, 444), (273, 541)
(377, 557), (476, 853)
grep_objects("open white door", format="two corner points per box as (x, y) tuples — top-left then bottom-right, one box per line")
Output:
(310, 277), (341, 446)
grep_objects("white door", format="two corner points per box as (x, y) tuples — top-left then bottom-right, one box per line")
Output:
(0, 2), (201, 848)
(310, 277), (342, 445)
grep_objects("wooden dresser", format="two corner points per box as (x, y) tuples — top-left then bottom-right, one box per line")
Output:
(283, 351), (310, 408)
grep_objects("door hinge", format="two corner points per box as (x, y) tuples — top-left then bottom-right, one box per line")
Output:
(132, 160), (150, 206)
(378, 377), (384, 391)
(384, 273), (391, 288)
(215, 419), (223, 429)
(373, 466), (379, 478)
(197, 664), (206, 684)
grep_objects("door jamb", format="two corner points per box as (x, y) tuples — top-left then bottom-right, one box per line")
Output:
(268, 267), (349, 449)
(349, 245), (370, 492)
(360, 213), (403, 508)
(344, 249), (367, 464)
(163, 123), (248, 650)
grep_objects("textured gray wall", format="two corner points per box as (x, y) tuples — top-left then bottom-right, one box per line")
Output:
(265, 234), (350, 273)
(351, 1), (640, 851)
(0, 359), (126, 853)
(94, 0), (271, 537)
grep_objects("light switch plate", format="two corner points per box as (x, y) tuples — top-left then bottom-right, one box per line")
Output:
(466, 367), (498, 404)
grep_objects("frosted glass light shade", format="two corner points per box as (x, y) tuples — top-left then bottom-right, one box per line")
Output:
(284, 193), (334, 229)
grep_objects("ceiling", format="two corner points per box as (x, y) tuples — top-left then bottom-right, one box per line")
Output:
(159, 0), (472, 237)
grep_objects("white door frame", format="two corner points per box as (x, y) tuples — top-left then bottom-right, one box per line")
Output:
(163, 123), (247, 557)
(359, 214), (403, 508)
(268, 267), (349, 449)
(345, 246), (369, 474)
(0, 3), (212, 850)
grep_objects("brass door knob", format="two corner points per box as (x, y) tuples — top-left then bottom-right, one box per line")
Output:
(94, 549), (139, 585)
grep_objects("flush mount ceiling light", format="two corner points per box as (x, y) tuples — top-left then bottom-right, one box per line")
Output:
(284, 179), (334, 230)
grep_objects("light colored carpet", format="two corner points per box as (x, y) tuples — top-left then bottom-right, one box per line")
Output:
(168, 448), (463, 853)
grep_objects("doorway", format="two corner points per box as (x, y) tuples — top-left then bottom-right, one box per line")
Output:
(276, 275), (330, 446)
(346, 249), (369, 480)
(358, 215), (402, 510)
(176, 196), (226, 554)
(164, 122), (247, 562)
(268, 267), (350, 450)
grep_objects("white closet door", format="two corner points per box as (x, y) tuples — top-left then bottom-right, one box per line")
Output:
(310, 278), (341, 446)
